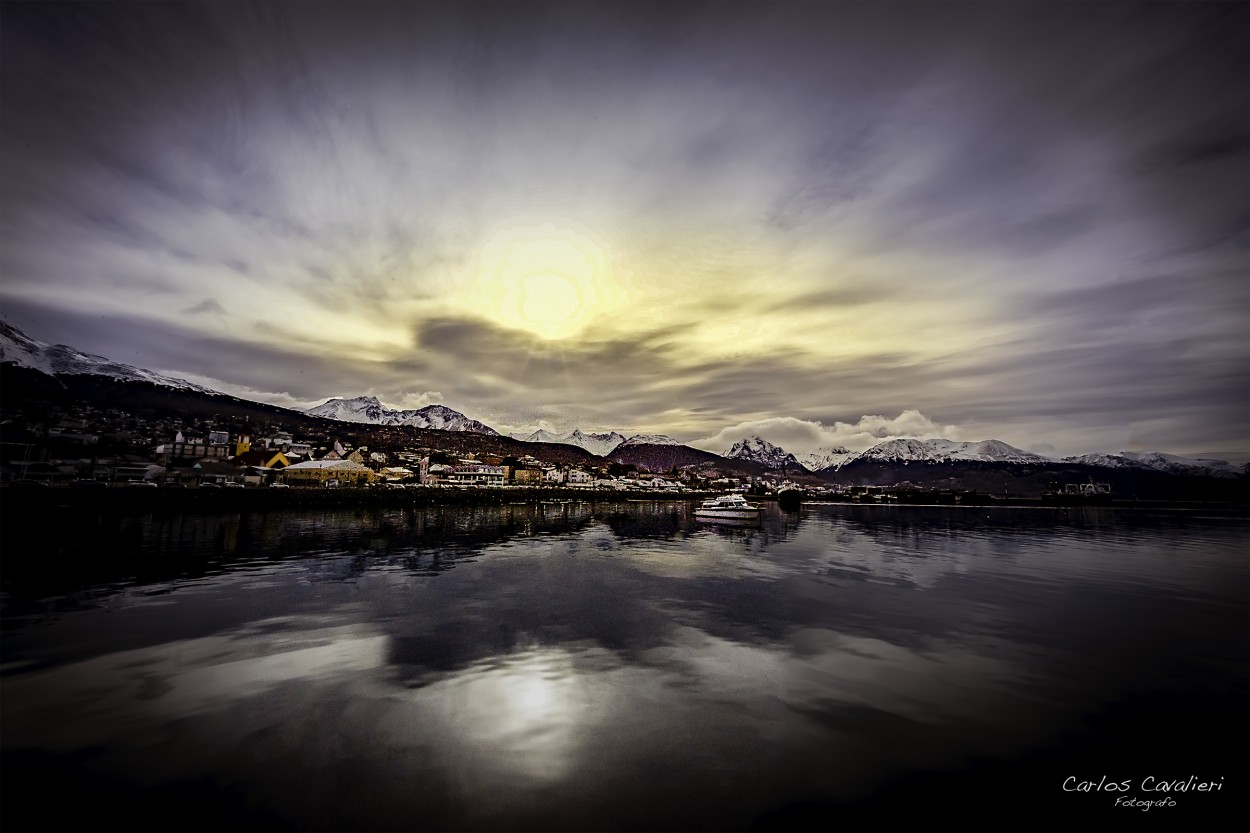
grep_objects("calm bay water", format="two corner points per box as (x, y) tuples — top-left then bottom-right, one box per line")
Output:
(2, 501), (1247, 831)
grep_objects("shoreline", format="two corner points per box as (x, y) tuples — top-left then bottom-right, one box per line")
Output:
(1, 485), (1245, 517)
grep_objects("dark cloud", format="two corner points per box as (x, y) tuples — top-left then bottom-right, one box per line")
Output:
(181, 299), (227, 316)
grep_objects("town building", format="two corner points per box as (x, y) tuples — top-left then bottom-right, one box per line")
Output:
(449, 463), (505, 486)
(281, 459), (375, 487)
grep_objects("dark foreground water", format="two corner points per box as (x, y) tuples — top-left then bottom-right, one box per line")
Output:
(2, 501), (1246, 832)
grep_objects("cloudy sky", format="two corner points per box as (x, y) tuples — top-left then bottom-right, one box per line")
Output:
(1, 1), (1246, 460)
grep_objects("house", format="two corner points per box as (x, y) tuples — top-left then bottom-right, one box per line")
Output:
(265, 432), (294, 449)
(112, 463), (165, 483)
(157, 430), (230, 461)
(240, 466), (275, 486)
(509, 466), (543, 484)
(423, 463), (454, 484)
(190, 458), (238, 485)
(231, 449), (291, 470)
(544, 468), (566, 484)
(566, 469), (593, 485)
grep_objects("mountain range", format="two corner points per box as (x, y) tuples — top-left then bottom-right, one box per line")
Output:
(305, 396), (500, 435)
(1, 319), (1244, 485)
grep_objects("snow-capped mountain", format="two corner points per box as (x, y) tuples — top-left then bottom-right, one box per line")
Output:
(616, 434), (683, 448)
(517, 428), (626, 456)
(304, 396), (499, 435)
(0, 320), (217, 393)
(1135, 452), (1242, 478)
(799, 446), (855, 472)
(844, 438), (1051, 467)
(1061, 451), (1242, 479)
(724, 436), (802, 470)
(564, 429), (627, 456)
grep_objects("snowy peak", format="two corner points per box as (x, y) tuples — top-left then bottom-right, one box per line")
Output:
(410, 404), (499, 434)
(306, 396), (388, 423)
(0, 320), (53, 374)
(0, 319), (216, 393)
(304, 397), (499, 435)
(799, 446), (854, 472)
(522, 429), (565, 444)
(724, 436), (802, 470)
(514, 427), (625, 455)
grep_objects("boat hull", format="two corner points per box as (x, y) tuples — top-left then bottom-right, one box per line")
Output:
(695, 515), (762, 528)
(694, 508), (764, 524)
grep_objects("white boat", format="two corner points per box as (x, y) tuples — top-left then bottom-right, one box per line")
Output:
(693, 493), (764, 523)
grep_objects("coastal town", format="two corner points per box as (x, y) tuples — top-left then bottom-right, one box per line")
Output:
(0, 402), (818, 495)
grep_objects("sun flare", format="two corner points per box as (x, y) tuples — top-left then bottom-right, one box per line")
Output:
(469, 225), (622, 340)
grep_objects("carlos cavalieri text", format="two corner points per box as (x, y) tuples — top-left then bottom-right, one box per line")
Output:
(1063, 776), (1224, 810)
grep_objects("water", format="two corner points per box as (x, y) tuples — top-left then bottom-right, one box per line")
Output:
(2, 501), (1246, 831)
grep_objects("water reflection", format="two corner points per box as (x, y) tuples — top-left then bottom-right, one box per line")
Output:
(1, 502), (1246, 831)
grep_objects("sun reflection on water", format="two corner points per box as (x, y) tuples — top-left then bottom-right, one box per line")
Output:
(422, 648), (599, 781)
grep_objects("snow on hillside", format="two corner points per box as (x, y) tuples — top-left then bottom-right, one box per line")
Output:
(617, 434), (682, 447)
(1060, 453), (1149, 470)
(724, 436), (802, 470)
(304, 396), (499, 435)
(1061, 451), (1242, 478)
(1132, 451), (1242, 478)
(1, 320), (217, 393)
(847, 438), (1051, 466)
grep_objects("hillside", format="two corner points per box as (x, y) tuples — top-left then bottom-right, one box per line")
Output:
(0, 364), (601, 466)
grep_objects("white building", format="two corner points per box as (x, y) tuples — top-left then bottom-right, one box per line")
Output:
(449, 463), (505, 486)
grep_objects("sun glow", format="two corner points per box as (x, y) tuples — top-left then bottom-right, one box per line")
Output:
(469, 225), (622, 340)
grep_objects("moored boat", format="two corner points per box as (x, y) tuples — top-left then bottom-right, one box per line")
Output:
(693, 493), (764, 524)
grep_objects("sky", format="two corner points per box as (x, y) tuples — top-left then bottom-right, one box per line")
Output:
(1, 1), (1247, 461)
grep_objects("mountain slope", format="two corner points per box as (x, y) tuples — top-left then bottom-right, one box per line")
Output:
(616, 434), (682, 448)
(1, 320), (217, 394)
